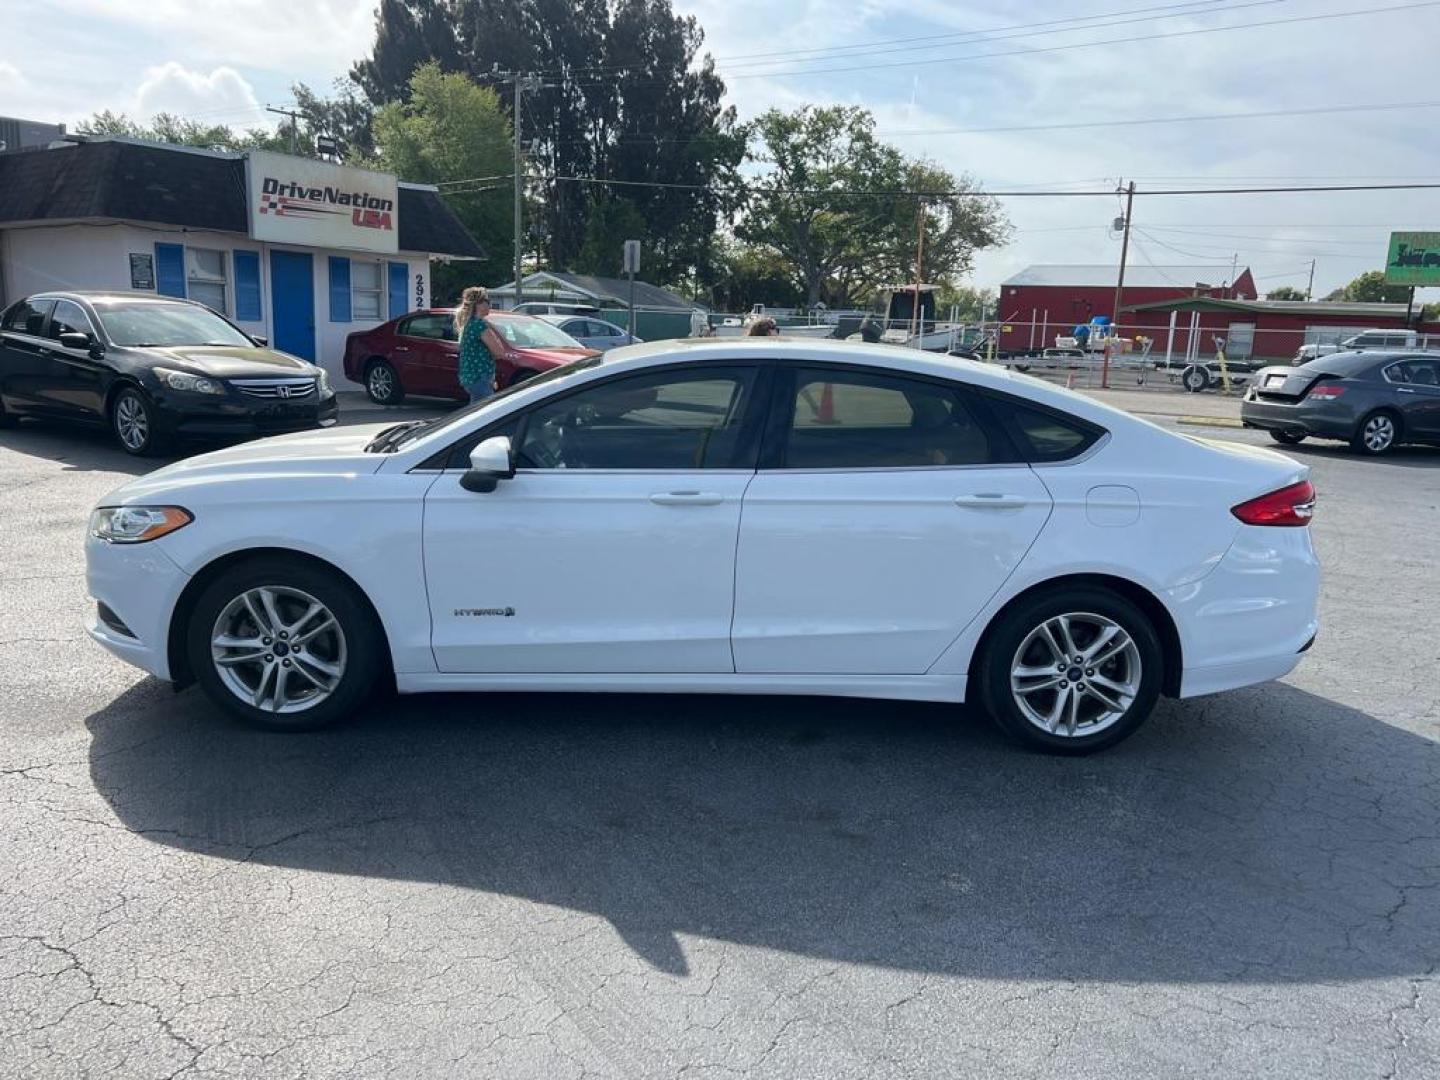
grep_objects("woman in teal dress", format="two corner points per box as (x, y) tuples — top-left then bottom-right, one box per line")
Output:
(455, 286), (505, 403)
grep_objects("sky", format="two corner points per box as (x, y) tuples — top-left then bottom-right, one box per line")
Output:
(5, 0), (1439, 298)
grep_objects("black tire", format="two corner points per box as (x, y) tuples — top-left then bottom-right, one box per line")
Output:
(977, 586), (1164, 755)
(1350, 410), (1399, 456)
(364, 359), (405, 405)
(1181, 365), (1210, 393)
(186, 556), (385, 732)
(1269, 430), (1306, 446)
(110, 386), (169, 456)
(508, 368), (540, 388)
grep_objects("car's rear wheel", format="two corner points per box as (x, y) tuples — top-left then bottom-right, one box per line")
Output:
(364, 359), (404, 405)
(110, 386), (168, 456)
(1351, 410), (1398, 455)
(1181, 365), (1210, 393)
(186, 557), (384, 731)
(978, 586), (1163, 755)
(1269, 430), (1306, 445)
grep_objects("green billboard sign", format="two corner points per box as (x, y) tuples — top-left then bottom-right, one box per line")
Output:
(1385, 231), (1440, 286)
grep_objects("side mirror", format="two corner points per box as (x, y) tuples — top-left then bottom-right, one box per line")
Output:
(58, 331), (93, 350)
(250, 335), (269, 346)
(460, 435), (515, 493)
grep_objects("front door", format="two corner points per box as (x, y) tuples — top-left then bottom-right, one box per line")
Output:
(269, 250), (315, 361)
(423, 364), (769, 673)
(732, 365), (1053, 675)
(42, 299), (107, 417)
(1390, 356), (1440, 439)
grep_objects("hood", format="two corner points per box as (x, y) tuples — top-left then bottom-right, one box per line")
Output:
(139, 345), (315, 377)
(100, 424), (391, 505)
(511, 345), (601, 367)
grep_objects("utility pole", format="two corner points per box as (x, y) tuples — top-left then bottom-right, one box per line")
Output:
(1305, 259), (1316, 301)
(489, 70), (551, 309)
(265, 105), (302, 155)
(1105, 179), (1136, 390)
(910, 198), (927, 346)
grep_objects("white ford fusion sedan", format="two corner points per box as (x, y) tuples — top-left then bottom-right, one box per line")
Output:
(85, 340), (1320, 753)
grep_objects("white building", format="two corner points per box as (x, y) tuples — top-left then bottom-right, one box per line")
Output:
(0, 138), (485, 377)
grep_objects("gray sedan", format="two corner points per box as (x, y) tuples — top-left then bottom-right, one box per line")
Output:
(1241, 351), (1440, 455)
(538, 314), (641, 352)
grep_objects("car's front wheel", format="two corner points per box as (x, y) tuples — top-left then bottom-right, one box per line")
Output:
(364, 359), (404, 405)
(110, 386), (168, 456)
(186, 557), (385, 731)
(1351, 410), (1399, 455)
(978, 586), (1163, 754)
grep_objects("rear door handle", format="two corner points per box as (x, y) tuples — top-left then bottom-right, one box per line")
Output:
(650, 491), (724, 506)
(1396, 388), (1416, 394)
(954, 493), (1029, 509)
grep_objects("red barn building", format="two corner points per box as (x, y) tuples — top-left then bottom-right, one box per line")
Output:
(995, 264), (1438, 365)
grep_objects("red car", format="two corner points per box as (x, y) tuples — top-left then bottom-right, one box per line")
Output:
(343, 309), (600, 404)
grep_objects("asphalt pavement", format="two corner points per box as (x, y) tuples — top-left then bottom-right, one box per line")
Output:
(1, 394), (1437, 1079)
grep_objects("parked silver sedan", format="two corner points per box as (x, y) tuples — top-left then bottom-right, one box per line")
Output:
(539, 314), (642, 352)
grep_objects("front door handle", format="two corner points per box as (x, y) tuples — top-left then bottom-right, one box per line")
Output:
(1396, 388), (1416, 394)
(650, 491), (724, 506)
(954, 493), (1029, 510)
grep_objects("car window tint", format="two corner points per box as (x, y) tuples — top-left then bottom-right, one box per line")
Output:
(1408, 359), (1440, 386)
(516, 369), (755, 470)
(988, 398), (1101, 463)
(49, 300), (96, 341)
(4, 299), (54, 336)
(782, 369), (992, 468)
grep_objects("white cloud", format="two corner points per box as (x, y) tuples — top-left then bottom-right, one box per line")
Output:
(133, 63), (263, 124)
(0, 61), (26, 93)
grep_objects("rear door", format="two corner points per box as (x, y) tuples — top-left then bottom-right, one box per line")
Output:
(731, 365), (1054, 675)
(0, 299), (56, 414)
(1388, 357), (1440, 439)
(397, 313), (458, 396)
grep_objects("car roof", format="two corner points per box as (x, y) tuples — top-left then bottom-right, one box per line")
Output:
(537, 314), (582, 326)
(23, 290), (198, 306)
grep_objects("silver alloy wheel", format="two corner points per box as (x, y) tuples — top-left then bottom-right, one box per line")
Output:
(367, 364), (394, 400)
(1010, 612), (1142, 738)
(210, 585), (347, 714)
(114, 393), (149, 451)
(1362, 414), (1395, 452)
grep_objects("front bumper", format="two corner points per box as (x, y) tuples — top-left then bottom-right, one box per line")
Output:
(84, 533), (192, 681)
(150, 389), (339, 440)
(1240, 395), (1356, 439)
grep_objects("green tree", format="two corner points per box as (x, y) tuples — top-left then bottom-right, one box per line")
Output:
(935, 285), (996, 322)
(372, 62), (513, 295)
(736, 106), (1008, 309)
(1265, 285), (1307, 301)
(1329, 270), (1412, 304)
(351, 0), (741, 287)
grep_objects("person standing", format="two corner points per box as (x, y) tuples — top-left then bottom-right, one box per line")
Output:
(455, 286), (505, 404)
(746, 317), (779, 337)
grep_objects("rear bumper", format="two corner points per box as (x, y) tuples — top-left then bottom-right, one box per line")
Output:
(1240, 397), (1355, 439)
(1166, 523), (1320, 698)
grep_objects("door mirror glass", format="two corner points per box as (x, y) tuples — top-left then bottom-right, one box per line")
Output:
(461, 435), (515, 492)
(58, 331), (92, 350)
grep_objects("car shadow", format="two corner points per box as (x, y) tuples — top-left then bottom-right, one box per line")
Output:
(86, 680), (1440, 983)
(1278, 439), (1440, 469)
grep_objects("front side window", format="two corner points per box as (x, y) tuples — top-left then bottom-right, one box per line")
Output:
(186, 248), (227, 313)
(781, 368), (994, 469)
(49, 300), (97, 342)
(351, 261), (383, 320)
(516, 368), (757, 470)
(94, 302), (253, 348)
(2, 298), (54, 336)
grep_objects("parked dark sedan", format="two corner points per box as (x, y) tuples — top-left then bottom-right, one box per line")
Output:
(0, 292), (337, 455)
(1241, 351), (1440, 455)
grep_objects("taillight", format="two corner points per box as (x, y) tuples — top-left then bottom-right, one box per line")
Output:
(1232, 480), (1316, 527)
(1307, 384), (1344, 399)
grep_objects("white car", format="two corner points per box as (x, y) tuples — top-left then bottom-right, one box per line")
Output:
(85, 341), (1320, 754)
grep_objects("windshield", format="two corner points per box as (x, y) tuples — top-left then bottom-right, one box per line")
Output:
(378, 355), (607, 451)
(491, 316), (586, 349)
(96, 302), (255, 348)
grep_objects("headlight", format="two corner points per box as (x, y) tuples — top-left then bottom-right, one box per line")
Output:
(155, 367), (223, 395)
(313, 366), (331, 394)
(90, 506), (193, 544)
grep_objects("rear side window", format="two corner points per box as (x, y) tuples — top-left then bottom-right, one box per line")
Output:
(780, 368), (994, 468)
(3, 299), (53, 336)
(988, 397), (1102, 463)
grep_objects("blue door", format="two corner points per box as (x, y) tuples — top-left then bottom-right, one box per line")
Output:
(388, 261), (408, 320)
(269, 250), (315, 361)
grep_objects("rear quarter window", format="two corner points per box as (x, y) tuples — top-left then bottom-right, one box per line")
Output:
(986, 396), (1104, 463)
